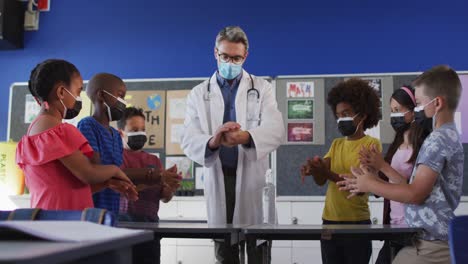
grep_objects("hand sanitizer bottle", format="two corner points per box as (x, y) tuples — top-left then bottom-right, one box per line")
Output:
(262, 169), (277, 224)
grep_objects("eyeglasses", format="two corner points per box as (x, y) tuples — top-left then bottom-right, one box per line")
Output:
(217, 53), (245, 65)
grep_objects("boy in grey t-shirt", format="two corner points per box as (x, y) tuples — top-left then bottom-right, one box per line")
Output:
(338, 65), (464, 264)
(405, 122), (464, 241)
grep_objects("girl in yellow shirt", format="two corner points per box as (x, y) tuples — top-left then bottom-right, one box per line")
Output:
(301, 78), (382, 264)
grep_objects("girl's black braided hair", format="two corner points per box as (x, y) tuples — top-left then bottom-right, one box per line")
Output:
(28, 59), (80, 104)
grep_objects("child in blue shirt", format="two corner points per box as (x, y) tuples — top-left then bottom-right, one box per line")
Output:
(78, 73), (181, 216)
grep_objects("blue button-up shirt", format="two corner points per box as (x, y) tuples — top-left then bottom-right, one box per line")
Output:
(216, 71), (242, 169)
(205, 72), (255, 169)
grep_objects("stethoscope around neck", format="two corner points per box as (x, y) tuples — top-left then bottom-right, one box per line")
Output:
(203, 73), (261, 134)
(204, 73), (259, 101)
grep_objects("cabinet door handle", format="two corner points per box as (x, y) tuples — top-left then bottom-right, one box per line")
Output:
(292, 217), (298, 225)
(372, 217), (378, 224)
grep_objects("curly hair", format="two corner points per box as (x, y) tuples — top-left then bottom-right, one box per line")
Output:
(117, 106), (145, 129)
(28, 59), (80, 103)
(327, 78), (381, 130)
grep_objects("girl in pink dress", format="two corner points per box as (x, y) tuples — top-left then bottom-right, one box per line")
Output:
(357, 86), (429, 264)
(16, 59), (137, 210)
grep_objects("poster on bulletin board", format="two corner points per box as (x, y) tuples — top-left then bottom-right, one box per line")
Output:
(166, 156), (193, 179)
(358, 77), (384, 120)
(457, 75), (468, 143)
(286, 82), (314, 98)
(24, 94), (41, 123)
(123, 90), (166, 149)
(24, 92), (92, 126)
(166, 90), (190, 155)
(287, 122), (313, 143)
(287, 100), (314, 119)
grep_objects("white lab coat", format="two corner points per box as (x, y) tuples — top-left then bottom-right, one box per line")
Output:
(180, 70), (285, 225)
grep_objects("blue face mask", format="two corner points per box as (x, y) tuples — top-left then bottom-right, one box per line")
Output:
(218, 62), (242, 80)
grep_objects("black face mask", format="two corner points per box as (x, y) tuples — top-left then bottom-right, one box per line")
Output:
(390, 116), (410, 132)
(61, 88), (82, 120)
(103, 90), (127, 121)
(337, 116), (358, 137)
(390, 112), (411, 133)
(127, 132), (147, 151)
(65, 101), (82, 120)
(414, 109), (433, 133)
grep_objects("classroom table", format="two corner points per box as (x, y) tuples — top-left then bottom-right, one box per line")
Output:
(243, 224), (422, 264)
(118, 221), (245, 244)
(0, 229), (153, 264)
(118, 221), (247, 262)
(158, 217), (207, 223)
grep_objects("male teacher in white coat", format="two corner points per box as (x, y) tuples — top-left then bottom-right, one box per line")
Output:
(181, 26), (285, 264)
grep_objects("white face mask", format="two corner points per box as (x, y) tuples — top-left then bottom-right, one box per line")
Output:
(390, 110), (410, 118)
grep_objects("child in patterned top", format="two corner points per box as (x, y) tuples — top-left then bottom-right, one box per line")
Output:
(339, 65), (464, 264)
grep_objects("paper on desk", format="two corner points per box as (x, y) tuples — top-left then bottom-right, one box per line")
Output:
(0, 221), (146, 242)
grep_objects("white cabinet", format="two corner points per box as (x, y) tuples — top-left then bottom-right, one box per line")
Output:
(159, 200), (178, 218)
(161, 238), (177, 246)
(276, 201), (293, 248)
(371, 247), (381, 264)
(160, 244), (177, 264)
(271, 247), (292, 264)
(291, 202), (324, 225)
(277, 201), (292, 224)
(369, 200), (384, 225)
(177, 238), (213, 246)
(177, 200), (207, 218)
(291, 202), (323, 248)
(176, 245), (215, 264)
(159, 197), (212, 263)
(369, 201), (385, 251)
(292, 247), (321, 264)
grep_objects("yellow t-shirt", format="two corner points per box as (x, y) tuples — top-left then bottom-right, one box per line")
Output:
(322, 135), (382, 221)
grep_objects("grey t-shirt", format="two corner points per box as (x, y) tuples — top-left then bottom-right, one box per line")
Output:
(405, 122), (464, 241)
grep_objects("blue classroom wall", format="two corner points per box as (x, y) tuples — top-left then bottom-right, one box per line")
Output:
(1, 0), (468, 140)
